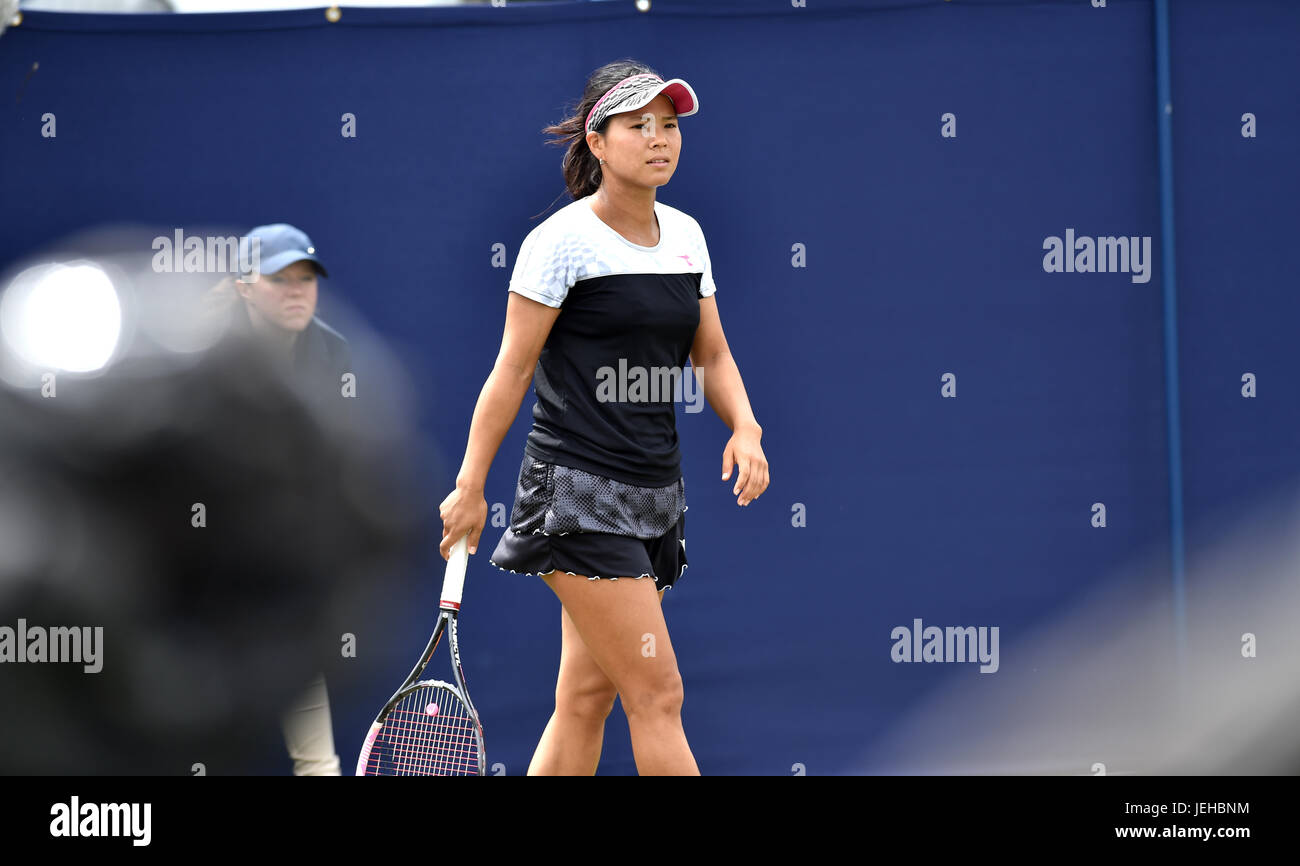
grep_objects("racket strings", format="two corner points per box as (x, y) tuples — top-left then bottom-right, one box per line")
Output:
(365, 684), (481, 775)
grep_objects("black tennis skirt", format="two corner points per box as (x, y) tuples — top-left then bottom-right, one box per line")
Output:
(488, 452), (689, 590)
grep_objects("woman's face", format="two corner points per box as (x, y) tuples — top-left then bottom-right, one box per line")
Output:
(588, 93), (680, 189)
(239, 258), (318, 332)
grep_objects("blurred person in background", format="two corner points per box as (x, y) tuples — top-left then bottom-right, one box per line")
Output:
(0, 244), (423, 774)
(209, 222), (352, 776)
(208, 223), (351, 401)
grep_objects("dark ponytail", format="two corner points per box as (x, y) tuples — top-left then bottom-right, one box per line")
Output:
(542, 59), (663, 202)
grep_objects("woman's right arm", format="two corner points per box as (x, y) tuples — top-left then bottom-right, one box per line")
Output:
(438, 292), (562, 560)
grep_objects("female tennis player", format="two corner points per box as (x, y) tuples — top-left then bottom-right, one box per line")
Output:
(438, 60), (768, 776)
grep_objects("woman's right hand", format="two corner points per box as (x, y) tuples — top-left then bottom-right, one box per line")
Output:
(438, 484), (488, 561)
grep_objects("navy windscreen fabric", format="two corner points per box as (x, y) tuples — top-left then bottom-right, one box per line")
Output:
(0, 0), (1294, 774)
(1171, 0), (1300, 550)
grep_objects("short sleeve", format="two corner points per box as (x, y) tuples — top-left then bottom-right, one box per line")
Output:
(691, 217), (716, 299)
(508, 222), (573, 308)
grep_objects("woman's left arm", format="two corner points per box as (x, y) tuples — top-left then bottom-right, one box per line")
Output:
(689, 296), (770, 507)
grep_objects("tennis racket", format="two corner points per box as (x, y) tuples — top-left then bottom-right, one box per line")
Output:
(356, 534), (486, 775)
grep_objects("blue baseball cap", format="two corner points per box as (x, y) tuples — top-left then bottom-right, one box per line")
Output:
(243, 223), (329, 278)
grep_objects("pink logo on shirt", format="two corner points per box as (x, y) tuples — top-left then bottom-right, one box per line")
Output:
(676, 254), (695, 268)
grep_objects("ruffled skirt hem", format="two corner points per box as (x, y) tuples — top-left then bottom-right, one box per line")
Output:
(488, 517), (688, 590)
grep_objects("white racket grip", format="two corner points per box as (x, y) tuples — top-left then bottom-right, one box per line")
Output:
(441, 534), (470, 608)
(356, 721), (382, 775)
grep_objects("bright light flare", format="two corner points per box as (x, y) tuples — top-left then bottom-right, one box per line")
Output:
(0, 262), (123, 373)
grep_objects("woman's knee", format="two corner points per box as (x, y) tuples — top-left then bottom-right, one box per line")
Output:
(619, 669), (685, 719)
(545, 570), (680, 719)
(556, 678), (619, 722)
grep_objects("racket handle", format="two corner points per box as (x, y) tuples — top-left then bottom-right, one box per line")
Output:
(441, 534), (470, 609)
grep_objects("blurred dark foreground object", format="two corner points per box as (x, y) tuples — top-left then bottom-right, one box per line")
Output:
(0, 333), (429, 774)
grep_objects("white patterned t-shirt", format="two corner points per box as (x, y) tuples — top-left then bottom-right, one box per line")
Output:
(507, 195), (716, 487)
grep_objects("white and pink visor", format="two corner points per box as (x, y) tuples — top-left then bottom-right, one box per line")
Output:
(585, 74), (699, 135)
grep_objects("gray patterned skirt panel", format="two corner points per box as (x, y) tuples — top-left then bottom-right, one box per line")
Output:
(509, 454), (686, 541)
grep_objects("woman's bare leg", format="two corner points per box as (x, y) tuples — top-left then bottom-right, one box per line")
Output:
(537, 573), (697, 776)
(528, 582), (671, 775)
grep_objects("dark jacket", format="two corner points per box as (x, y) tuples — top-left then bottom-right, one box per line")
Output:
(228, 302), (352, 399)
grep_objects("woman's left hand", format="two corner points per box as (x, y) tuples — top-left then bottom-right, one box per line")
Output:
(722, 425), (769, 507)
